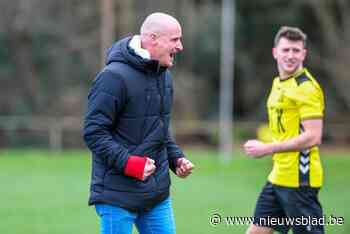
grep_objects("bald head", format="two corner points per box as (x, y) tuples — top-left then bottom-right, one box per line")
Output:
(140, 12), (180, 36)
(138, 12), (183, 68)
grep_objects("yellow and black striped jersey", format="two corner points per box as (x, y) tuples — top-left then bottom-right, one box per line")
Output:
(267, 68), (324, 188)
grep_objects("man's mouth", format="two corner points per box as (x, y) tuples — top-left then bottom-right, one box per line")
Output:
(284, 61), (296, 67)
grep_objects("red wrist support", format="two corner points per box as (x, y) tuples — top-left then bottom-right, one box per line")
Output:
(124, 156), (147, 180)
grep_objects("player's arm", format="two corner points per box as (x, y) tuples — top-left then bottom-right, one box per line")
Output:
(244, 119), (323, 158)
(271, 118), (323, 153)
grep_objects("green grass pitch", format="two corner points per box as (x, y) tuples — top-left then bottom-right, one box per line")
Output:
(0, 149), (348, 234)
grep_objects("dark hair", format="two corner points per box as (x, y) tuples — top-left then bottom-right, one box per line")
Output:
(274, 26), (307, 48)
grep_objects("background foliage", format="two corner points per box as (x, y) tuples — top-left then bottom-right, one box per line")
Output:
(1, 0), (350, 119)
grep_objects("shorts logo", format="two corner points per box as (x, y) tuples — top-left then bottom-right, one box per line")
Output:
(306, 225), (312, 231)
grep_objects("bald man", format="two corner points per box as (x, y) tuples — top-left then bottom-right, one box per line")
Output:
(83, 12), (194, 234)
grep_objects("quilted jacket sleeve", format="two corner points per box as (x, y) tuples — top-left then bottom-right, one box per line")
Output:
(83, 70), (130, 173)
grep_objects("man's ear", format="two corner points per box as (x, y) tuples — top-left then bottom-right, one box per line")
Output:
(272, 47), (277, 59)
(301, 48), (307, 61)
(149, 33), (158, 45)
(150, 33), (158, 41)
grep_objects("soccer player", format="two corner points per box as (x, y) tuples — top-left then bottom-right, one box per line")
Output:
(244, 26), (325, 234)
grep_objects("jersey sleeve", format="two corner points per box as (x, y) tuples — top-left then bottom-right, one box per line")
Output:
(295, 81), (324, 120)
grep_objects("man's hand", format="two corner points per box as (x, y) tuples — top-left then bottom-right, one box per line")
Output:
(175, 157), (194, 178)
(124, 156), (156, 181)
(243, 140), (273, 158)
(143, 158), (156, 180)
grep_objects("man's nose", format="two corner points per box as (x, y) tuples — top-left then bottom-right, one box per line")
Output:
(176, 41), (183, 51)
(287, 51), (294, 58)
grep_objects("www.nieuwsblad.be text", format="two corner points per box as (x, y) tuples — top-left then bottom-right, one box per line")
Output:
(209, 213), (344, 227)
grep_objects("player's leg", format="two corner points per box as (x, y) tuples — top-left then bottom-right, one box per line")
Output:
(247, 182), (290, 234)
(135, 197), (176, 234)
(95, 204), (136, 234)
(246, 224), (274, 234)
(277, 186), (324, 234)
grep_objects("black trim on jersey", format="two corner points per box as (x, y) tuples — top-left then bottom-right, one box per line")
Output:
(299, 151), (310, 186)
(299, 123), (310, 186)
(295, 74), (310, 86)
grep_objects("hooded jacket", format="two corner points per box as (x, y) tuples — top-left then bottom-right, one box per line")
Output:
(83, 36), (184, 212)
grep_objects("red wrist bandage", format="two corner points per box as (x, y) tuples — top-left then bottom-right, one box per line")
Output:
(124, 156), (147, 180)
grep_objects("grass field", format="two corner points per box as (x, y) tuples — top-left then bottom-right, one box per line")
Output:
(0, 148), (348, 234)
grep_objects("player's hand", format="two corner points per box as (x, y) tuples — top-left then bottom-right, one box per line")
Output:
(243, 140), (273, 158)
(143, 158), (156, 180)
(176, 157), (194, 178)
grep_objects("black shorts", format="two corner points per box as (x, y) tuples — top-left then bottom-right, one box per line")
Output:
(253, 182), (324, 234)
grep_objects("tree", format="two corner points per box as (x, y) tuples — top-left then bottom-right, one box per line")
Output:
(302, 0), (350, 112)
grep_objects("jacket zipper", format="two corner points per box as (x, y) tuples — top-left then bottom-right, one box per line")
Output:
(156, 76), (166, 137)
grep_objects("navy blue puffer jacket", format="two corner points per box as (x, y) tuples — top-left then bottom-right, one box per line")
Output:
(83, 36), (184, 212)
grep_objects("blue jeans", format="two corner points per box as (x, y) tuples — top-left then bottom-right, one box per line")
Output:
(95, 197), (176, 234)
